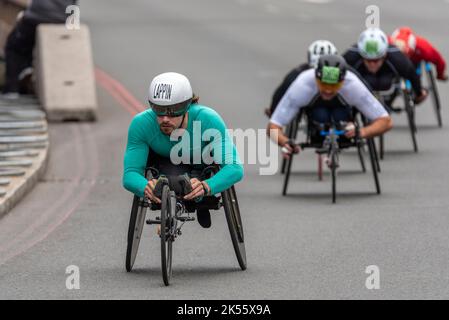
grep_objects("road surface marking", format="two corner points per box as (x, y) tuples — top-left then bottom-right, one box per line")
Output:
(0, 125), (98, 265)
(95, 68), (146, 115)
(0, 67), (141, 265)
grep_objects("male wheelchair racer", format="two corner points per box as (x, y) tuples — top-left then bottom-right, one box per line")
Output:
(282, 106), (381, 203)
(125, 149), (246, 286)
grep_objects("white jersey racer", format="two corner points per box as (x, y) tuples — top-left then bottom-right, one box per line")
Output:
(270, 69), (389, 127)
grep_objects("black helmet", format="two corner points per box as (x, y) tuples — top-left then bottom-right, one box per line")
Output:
(315, 54), (347, 84)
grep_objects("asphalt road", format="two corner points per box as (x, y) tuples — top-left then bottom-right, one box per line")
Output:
(1, 0), (449, 299)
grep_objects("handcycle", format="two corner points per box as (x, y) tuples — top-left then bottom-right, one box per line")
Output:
(282, 110), (380, 203)
(373, 77), (418, 159)
(125, 155), (246, 286)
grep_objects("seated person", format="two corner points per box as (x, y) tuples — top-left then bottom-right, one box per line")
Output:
(303, 98), (355, 147)
(266, 54), (393, 158)
(343, 27), (427, 108)
(265, 40), (338, 117)
(123, 72), (244, 229)
(2, 0), (78, 98)
(390, 26), (447, 81)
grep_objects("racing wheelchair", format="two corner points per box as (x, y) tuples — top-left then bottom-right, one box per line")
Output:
(282, 108), (381, 203)
(375, 62), (444, 158)
(125, 152), (246, 286)
(373, 77), (418, 159)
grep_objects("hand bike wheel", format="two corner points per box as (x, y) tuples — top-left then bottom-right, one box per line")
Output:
(160, 185), (175, 286)
(126, 195), (147, 272)
(222, 186), (247, 270)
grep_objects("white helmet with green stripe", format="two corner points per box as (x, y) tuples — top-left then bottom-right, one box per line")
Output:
(357, 28), (388, 60)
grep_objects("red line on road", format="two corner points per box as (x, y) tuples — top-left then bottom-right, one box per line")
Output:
(0, 125), (87, 263)
(0, 68), (140, 265)
(0, 124), (101, 266)
(95, 68), (146, 115)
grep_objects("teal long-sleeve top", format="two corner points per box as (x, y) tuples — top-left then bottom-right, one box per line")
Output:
(123, 104), (244, 198)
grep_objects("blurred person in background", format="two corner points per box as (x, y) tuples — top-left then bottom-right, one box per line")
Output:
(2, 0), (78, 99)
(265, 40), (338, 117)
(390, 26), (447, 81)
(343, 27), (427, 108)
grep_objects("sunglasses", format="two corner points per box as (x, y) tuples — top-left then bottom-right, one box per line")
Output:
(316, 79), (344, 92)
(149, 100), (191, 117)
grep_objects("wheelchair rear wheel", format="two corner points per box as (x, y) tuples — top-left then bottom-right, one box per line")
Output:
(281, 122), (293, 174)
(426, 66), (443, 127)
(403, 89), (418, 152)
(367, 138), (381, 194)
(357, 142), (367, 173)
(222, 186), (247, 270)
(125, 195), (147, 272)
(378, 134), (385, 160)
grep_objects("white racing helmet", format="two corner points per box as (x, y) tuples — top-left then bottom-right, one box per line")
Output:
(148, 72), (193, 116)
(357, 28), (389, 60)
(307, 40), (338, 68)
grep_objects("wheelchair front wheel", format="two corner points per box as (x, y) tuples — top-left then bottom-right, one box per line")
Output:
(331, 152), (338, 204)
(161, 185), (176, 286)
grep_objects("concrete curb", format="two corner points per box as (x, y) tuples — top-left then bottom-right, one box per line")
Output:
(0, 96), (49, 218)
